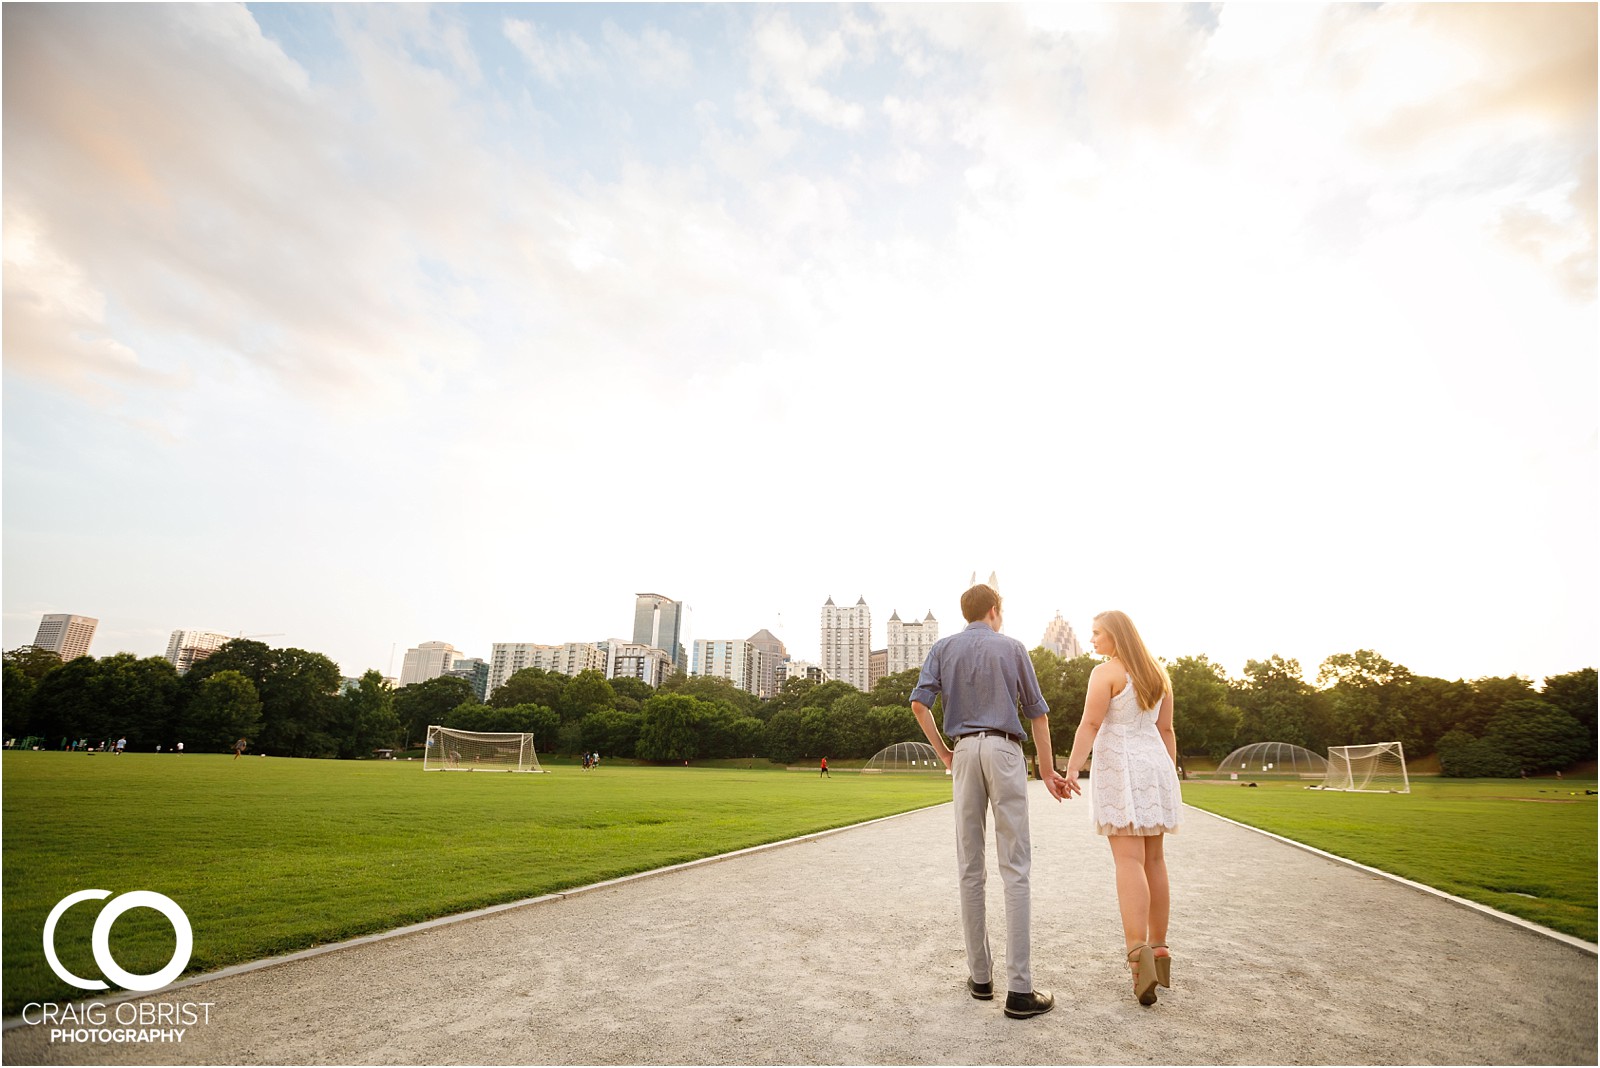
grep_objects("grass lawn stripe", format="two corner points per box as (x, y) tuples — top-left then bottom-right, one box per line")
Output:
(2, 753), (950, 1013)
(1181, 777), (1597, 943)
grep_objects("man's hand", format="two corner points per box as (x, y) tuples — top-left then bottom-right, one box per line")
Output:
(1041, 766), (1071, 801)
(936, 744), (954, 772)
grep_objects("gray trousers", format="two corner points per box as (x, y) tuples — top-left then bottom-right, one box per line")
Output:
(951, 732), (1032, 994)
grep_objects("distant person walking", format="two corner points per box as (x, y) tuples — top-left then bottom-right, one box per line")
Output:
(819, 756), (830, 778)
(910, 582), (1071, 1020)
(233, 737), (248, 760)
(1060, 610), (1184, 1006)
(176, 742), (183, 754)
(115, 736), (126, 755)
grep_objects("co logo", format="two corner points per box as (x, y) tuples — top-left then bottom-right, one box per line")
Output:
(43, 890), (193, 992)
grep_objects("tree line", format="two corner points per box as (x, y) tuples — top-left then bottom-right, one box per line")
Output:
(4, 639), (1593, 776)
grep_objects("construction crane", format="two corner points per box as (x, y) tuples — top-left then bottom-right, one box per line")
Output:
(234, 632), (284, 642)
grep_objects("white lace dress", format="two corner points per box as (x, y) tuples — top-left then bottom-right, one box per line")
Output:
(1091, 674), (1183, 836)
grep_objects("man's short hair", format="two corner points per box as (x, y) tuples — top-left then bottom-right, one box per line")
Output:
(960, 583), (1001, 623)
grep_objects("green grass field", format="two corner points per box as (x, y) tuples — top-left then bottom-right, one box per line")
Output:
(1183, 777), (1597, 942)
(1, 752), (951, 1014)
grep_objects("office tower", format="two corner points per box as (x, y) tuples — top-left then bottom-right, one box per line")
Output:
(887, 610), (940, 675)
(746, 629), (786, 701)
(820, 596), (871, 691)
(164, 629), (233, 675)
(32, 614), (98, 661)
(1041, 612), (1084, 659)
(868, 648), (888, 690)
(633, 593), (688, 675)
(443, 657), (491, 701)
(400, 641), (460, 686)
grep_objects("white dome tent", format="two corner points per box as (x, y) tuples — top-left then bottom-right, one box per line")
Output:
(1215, 741), (1328, 779)
(862, 741), (946, 774)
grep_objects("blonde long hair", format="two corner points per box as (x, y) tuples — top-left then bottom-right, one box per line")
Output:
(1095, 610), (1170, 709)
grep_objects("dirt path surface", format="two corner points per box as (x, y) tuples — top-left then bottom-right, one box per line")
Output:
(5, 785), (1596, 1066)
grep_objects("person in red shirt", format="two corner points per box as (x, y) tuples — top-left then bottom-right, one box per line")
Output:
(820, 756), (830, 778)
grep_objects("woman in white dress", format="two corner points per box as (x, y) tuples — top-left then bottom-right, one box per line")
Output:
(1061, 610), (1183, 1006)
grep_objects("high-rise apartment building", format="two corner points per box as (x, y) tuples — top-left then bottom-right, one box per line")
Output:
(605, 642), (676, 688)
(487, 642), (609, 695)
(164, 629), (232, 675)
(887, 610), (940, 675)
(782, 660), (826, 686)
(746, 629), (786, 702)
(820, 596), (871, 691)
(400, 641), (460, 686)
(32, 614), (97, 661)
(633, 593), (689, 675)
(1041, 612), (1084, 659)
(692, 638), (778, 698)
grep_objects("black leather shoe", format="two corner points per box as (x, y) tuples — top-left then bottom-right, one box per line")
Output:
(1004, 989), (1055, 1019)
(967, 978), (993, 1000)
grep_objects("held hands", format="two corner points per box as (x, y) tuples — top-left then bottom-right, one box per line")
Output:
(1042, 767), (1078, 802)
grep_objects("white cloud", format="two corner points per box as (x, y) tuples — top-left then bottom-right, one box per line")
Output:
(503, 17), (603, 85)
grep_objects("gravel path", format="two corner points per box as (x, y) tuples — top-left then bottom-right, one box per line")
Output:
(5, 784), (1595, 1066)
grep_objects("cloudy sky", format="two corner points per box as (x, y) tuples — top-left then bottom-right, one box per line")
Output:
(4, 3), (1595, 688)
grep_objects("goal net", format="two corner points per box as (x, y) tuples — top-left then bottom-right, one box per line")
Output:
(424, 725), (545, 773)
(1320, 741), (1409, 793)
(862, 741), (946, 774)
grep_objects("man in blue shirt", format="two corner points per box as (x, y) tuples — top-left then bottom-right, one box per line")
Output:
(910, 583), (1075, 1019)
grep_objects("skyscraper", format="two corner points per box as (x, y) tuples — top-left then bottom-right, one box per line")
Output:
(633, 593), (688, 674)
(32, 614), (97, 661)
(400, 641), (460, 686)
(1041, 612), (1084, 659)
(165, 629), (232, 675)
(887, 610), (940, 675)
(820, 595), (871, 690)
(746, 629), (787, 701)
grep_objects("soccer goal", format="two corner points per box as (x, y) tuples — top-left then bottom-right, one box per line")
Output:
(1320, 741), (1409, 793)
(423, 725), (546, 773)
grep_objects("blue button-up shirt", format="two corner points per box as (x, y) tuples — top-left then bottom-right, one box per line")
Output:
(910, 621), (1049, 737)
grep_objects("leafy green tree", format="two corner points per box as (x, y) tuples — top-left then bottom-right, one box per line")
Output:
(1541, 669), (1597, 749)
(185, 670), (263, 751)
(336, 670), (400, 758)
(393, 675), (474, 748)
(28, 655), (112, 746)
(1457, 676), (1538, 736)
(863, 705), (922, 755)
(1029, 649), (1098, 729)
(868, 668), (923, 711)
(608, 675), (655, 710)
(580, 709), (643, 758)
(728, 716), (765, 758)
(802, 679), (862, 713)
(185, 639), (275, 690)
(558, 670), (616, 723)
(1232, 656), (1317, 749)
(1167, 655), (1240, 759)
(255, 648), (343, 758)
(763, 707), (804, 764)
(3, 646), (62, 737)
(1436, 729), (1520, 777)
(660, 673), (762, 716)
(1318, 650), (1412, 750)
(762, 676), (817, 717)
(1484, 700), (1588, 774)
(637, 693), (709, 762)
(1398, 675), (1476, 758)
(489, 667), (565, 710)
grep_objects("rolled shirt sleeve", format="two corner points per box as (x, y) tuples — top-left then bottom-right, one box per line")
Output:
(910, 645), (941, 707)
(1016, 644), (1049, 719)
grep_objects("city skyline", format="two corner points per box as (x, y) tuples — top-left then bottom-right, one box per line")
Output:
(3, 5), (1593, 689)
